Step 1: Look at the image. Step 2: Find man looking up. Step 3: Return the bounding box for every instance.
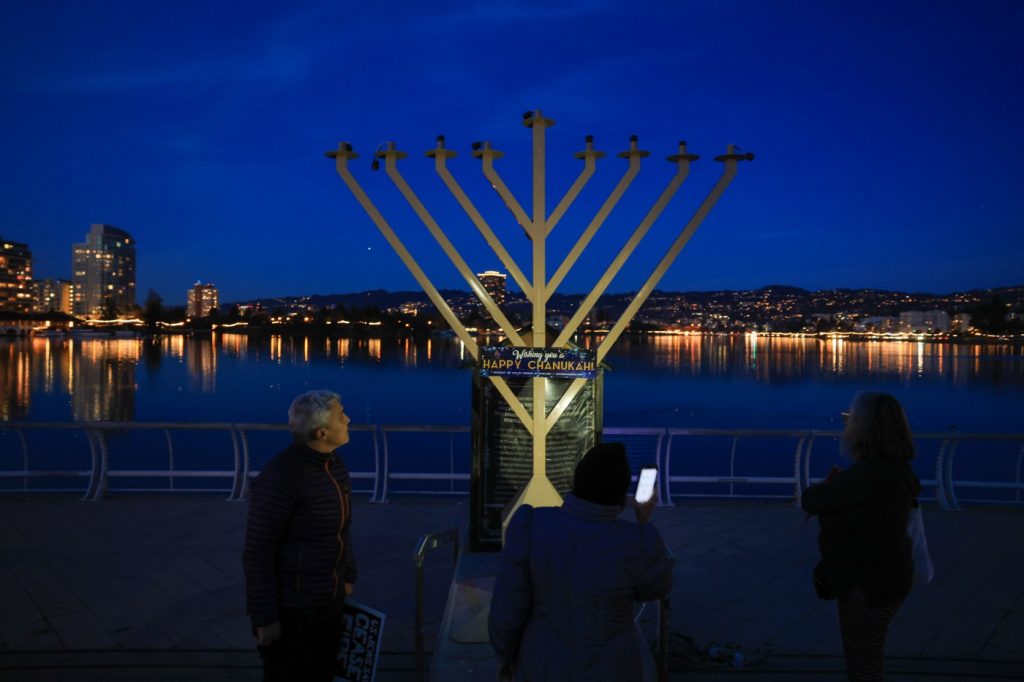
[243,390,357,682]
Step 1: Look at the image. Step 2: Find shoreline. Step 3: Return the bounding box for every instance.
[4,327,1023,346]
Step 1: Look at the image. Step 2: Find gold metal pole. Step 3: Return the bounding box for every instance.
[544,136,601,239]
[547,141,643,298]
[515,111,562,510]
[554,137,692,348]
[382,143,525,347]
[479,144,532,236]
[434,147,532,297]
[328,144,479,358]
[597,145,752,363]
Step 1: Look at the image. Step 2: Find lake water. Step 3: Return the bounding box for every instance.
[3,333,1023,434]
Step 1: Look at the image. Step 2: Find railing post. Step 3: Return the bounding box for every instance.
[792,434,807,506]
[370,424,382,503]
[1016,443,1024,504]
[82,427,108,502]
[935,438,952,511]
[944,437,962,511]
[164,428,175,492]
[16,428,28,492]
[380,427,391,503]
[663,431,676,507]
[728,436,738,498]
[655,428,669,506]
[228,427,247,502]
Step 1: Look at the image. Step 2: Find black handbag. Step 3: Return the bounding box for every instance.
[813,562,836,600]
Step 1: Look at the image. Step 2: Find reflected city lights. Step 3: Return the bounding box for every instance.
[165,334,185,360]
[187,337,217,393]
[1,334,1022,423]
[220,333,249,357]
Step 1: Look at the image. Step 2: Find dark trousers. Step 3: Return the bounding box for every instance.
[837,588,904,682]
[259,608,345,682]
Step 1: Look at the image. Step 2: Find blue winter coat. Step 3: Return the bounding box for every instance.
[489,494,673,682]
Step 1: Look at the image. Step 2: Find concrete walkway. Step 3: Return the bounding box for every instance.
[1,495,1022,680]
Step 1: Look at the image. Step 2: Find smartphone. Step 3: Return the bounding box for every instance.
[635,466,658,504]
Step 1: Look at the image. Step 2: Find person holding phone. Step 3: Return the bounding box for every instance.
[489,442,672,682]
[802,392,921,681]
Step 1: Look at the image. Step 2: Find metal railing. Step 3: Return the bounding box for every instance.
[1,422,1022,509]
[378,425,471,502]
[413,526,460,682]
[0,422,378,502]
[665,428,1024,510]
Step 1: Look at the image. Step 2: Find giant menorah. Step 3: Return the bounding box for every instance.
[328,111,752,531]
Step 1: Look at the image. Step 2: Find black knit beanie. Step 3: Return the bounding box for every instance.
[572,442,631,506]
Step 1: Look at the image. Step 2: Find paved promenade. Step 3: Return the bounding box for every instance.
[1,495,1022,680]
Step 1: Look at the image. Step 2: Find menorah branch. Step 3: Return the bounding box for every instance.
[545,141,600,239]
[544,377,588,434]
[329,145,479,359]
[547,148,642,299]
[487,375,534,436]
[433,151,532,296]
[383,149,525,346]
[480,152,533,243]
[554,145,693,348]
[597,153,746,363]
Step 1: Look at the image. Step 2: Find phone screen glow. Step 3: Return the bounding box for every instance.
[636,467,657,504]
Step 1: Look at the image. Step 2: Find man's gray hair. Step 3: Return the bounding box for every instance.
[288,390,342,443]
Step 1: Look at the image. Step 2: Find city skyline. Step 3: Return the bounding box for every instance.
[2,1,1022,305]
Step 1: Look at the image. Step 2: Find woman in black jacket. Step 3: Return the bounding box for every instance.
[802,392,921,681]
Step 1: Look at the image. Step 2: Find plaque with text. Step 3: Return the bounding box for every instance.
[470,370,603,550]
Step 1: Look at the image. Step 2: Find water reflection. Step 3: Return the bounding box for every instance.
[187,336,217,393]
[73,339,139,421]
[1,334,1022,422]
[610,334,1024,386]
[221,332,248,358]
[1,341,31,419]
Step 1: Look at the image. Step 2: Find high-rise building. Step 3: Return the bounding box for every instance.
[477,270,507,307]
[33,278,74,313]
[187,281,219,318]
[0,238,33,313]
[72,224,136,318]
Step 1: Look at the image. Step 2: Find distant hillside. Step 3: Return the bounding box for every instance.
[230,285,1024,316]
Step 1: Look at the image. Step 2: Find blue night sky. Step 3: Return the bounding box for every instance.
[1,1,1021,305]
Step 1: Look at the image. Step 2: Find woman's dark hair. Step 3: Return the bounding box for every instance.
[843,392,915,462]
[572,442,631,505]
